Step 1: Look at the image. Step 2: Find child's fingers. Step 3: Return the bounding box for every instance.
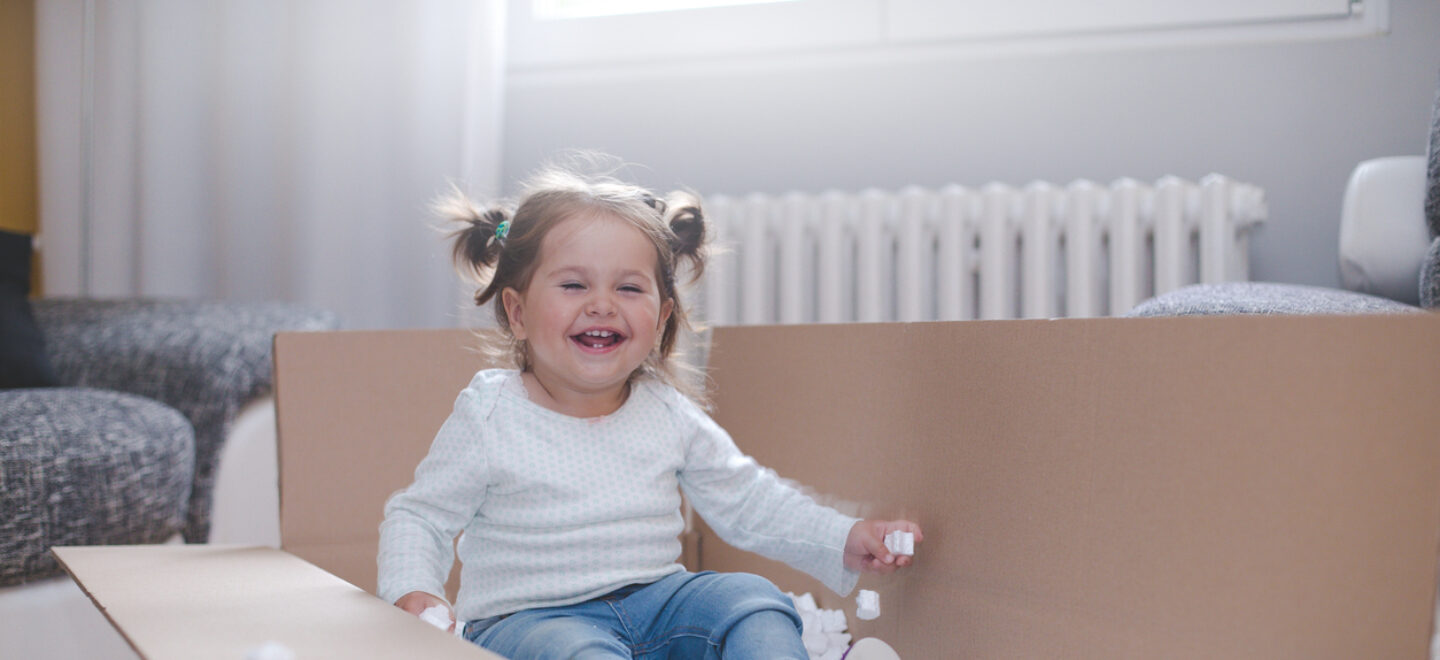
[867,556,899,574]
[864,525,896,565]
[851,519,925,573]
[395,591,448,617]
[879,520,922,551]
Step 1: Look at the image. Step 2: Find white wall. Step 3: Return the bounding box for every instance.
[500,0,1440,290]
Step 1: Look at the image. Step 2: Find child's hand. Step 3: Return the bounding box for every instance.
[394,591,455,633]
[844,519,923,574]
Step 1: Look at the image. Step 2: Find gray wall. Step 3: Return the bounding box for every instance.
[501,0,1440,290]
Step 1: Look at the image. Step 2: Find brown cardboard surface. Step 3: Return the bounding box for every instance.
[697,315,1440,658]
[272,328,501,596]
[52,545,498,659]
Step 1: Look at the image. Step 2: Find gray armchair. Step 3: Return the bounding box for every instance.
[0,298,338,587]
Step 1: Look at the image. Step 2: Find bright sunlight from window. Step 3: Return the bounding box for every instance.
[533,0,797,20]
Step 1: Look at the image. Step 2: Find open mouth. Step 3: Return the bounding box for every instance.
[571,329,626,351]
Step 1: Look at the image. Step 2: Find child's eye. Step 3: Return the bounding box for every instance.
[561,282,585,291]
[619,285,643,293]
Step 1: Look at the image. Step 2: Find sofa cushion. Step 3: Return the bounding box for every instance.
[32,299,340,542]
[0,231,58,389]
[0,388,194,586]
[1126,282,1423,317]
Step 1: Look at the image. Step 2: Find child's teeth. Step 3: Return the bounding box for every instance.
[577,329,619,348]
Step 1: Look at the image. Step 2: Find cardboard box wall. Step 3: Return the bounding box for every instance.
[272,315,1440,658]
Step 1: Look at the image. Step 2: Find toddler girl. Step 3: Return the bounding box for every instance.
[378,165,921,659]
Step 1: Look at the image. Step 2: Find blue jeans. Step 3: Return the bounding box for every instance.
[462,571,809,659]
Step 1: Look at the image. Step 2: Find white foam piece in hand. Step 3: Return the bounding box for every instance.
[855,589,881,620]
[420,604,453,630]
[884,531,914,556]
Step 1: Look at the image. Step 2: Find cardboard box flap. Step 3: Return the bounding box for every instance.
[697,315,1440,659]
[273,328,502,594]
[53,545,497,659]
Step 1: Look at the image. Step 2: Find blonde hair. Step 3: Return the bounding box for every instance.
[439,165,708,402]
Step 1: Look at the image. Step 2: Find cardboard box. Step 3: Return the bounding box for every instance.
[60,315,1440,658]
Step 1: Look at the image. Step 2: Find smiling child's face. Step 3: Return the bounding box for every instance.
[501,212,672,414]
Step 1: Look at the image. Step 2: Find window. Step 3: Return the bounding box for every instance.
[508,0,1385,72]
[508,0,879,69]
[533,0,796,20]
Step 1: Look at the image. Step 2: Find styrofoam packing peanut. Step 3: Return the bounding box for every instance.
[788,591,853,660]
[803,626,828,654]
[855,589,880,621]
[419,604,453,630]
[421,604,467,638]
[884,530,914,556]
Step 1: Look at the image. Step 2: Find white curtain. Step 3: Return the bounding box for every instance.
[38,0,505,329]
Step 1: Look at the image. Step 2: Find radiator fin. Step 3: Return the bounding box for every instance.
[701,176,1265,324]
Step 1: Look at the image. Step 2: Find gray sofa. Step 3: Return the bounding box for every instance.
[1129,73,1440,317]
[0,298,337,587]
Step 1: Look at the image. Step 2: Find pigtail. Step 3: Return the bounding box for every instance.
[663,191,707,284]
[436,187,510,302]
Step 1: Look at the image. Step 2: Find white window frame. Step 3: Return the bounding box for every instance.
[507,0,1388,74]
[888,0,1358,43]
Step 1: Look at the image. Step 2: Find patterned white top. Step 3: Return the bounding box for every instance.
[377,369,860,621]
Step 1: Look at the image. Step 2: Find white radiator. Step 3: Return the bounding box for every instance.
[699,175,1265,324]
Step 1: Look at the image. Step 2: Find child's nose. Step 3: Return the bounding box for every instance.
[586,293,616,316]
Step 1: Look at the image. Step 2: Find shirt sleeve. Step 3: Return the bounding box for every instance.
[674,394,860,596]
[377,384,490,605]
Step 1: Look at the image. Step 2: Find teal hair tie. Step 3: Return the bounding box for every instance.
[495,220,511,245]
